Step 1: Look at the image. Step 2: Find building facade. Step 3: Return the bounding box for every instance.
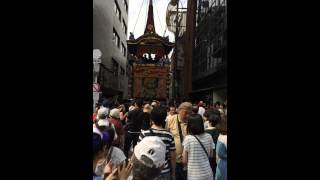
[190,0,227,105]
[93,0,129,99]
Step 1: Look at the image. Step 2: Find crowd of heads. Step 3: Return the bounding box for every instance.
[93,97,227,180]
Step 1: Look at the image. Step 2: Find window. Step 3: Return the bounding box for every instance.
[221,0,226,6]
[207,46,211,71]
[112,59,119,76]
[114,0,121,21]
[122,20,127,35]
[121,43,126,57]
[123,0,128,13]
[113,29,120,48]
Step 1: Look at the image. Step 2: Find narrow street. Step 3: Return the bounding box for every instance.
[93,1,227,180]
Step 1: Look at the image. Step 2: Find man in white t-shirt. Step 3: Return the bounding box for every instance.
[198,101,206,117]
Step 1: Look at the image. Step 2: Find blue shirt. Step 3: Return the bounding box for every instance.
[93,176,103,180]
[215,135,227,180]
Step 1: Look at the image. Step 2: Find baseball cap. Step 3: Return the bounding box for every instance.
[134,136,166,168]
[151,102,157,106]
[97,107,109,118]
[97,119,110,127]
[109,108,120,119]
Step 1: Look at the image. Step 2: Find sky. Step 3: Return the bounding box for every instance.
[127,0,188,43]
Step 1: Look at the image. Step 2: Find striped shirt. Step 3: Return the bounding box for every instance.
[138,128,176,174]
[183,133,214,180]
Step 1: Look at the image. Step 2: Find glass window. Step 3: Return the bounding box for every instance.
[112,59,119,77]
[113,29,120,48]
[123,0,128,13]
[122,20,127,35]
[114,0,121,21]
[121,43,125,56]
[120,43,127,57]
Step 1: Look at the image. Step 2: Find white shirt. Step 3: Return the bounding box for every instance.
[198,106,206,117]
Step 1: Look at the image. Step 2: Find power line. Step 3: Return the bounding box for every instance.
[145,0,149,29]
[163,26,167,37]
[133,0,146,34]
[153,0,164,35]
[180,0,185,9]
[179,0,185,8]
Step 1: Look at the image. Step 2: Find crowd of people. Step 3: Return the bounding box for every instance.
[128,53,170,65]
[93,98,227,180]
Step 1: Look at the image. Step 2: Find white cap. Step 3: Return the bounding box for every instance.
[95,120,118,141]
[109,108,120,119]
[97,119,110,127]
[134,136,166,168]
[97,107,109,118]
[151,102,157,106]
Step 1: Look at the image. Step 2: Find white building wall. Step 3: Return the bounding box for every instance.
[93,0,129,98]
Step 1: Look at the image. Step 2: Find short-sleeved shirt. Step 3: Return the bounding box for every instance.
[183,133,214,180]
[138,128,175,175]
[198,106,206,117]
[166,114,187,163]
